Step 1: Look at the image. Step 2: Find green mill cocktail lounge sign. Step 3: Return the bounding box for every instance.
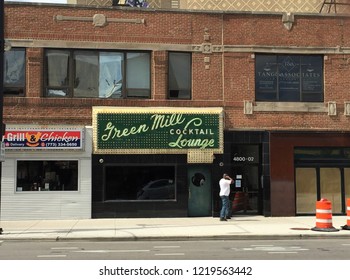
[92,107,224,163]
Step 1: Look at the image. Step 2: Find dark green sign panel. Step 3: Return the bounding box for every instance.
[94,108,223,154]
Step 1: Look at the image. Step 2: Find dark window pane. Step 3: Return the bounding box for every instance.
[168,52,191,99]
[301,55,323,102]
[46,50,69,87]
[16,160,78,192]
[74,51,99,98]
[294,147,350,161]
[99,52,123,98]
[278,55,300,101]
[4,48,25,95]
[255,55,278,101]
[105,165,175,201]
[44,49,151,99]
[126,52,150,98]
[255,54,323,102]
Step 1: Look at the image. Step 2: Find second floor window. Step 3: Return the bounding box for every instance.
[4,48,26,96]
[168,52,191,99]
[44,49,151,98]
[255,54,324,102]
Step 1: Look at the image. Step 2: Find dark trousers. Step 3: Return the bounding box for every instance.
[220,195,229,218]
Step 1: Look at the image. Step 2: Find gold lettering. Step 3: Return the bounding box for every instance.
[169,134,215,149]
[101,121,149,141]
[151,113,185,130]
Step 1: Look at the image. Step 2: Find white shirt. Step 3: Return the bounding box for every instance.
[219,178,232,196]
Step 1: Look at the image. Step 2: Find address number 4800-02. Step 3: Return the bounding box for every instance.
[233,157,255,162]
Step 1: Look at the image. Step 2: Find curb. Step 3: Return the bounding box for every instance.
[1,233,350,242]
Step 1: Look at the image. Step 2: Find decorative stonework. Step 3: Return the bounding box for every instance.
[191,44,223,53]
[244,101,253,115]
[203,27,210,41]
[54,14,145,26]
[328,101,337,116]
[202,43,212,54]
[73,0,350,13]
[185,0,325,13]
[93,14,107,27]
[344,102,350,116]
[282,12,294,31]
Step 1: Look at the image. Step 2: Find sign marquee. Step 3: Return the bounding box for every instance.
[93,107,224,154]
[4,127,84,150]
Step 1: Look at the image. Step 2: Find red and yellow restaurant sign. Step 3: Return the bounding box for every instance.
[4,128,84,150]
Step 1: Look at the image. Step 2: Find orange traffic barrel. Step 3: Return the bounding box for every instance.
[341,198,350,230]
[311,198,339,232]
[232,192,246,212]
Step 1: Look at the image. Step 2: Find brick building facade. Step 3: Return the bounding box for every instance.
[2,2,350,220]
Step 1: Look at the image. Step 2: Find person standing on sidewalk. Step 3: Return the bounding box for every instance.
[219,173,234,221]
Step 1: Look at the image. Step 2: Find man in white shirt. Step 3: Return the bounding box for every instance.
[219,173,234,221]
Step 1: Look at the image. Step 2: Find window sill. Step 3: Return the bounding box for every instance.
[253,102,326,113]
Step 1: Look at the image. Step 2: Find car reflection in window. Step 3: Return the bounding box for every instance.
[137,179,175,200]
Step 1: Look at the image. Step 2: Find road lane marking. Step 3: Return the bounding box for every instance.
[37,255,67,258]
[154,253,185,256]
[154,246,181,248]
[268,252,298,254]
[232,245,309,252]
[73,250,150,253]
[51,247,79,250]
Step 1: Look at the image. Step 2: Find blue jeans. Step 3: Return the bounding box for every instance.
[220,195,230,218]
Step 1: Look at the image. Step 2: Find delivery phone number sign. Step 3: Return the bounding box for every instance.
[4,128,84,150]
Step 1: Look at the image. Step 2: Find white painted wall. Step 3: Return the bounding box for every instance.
[1,126,92,221]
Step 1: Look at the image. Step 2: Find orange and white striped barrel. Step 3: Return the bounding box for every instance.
[311,198,339,232]
[341,198,350,230]
[232,192,245,212]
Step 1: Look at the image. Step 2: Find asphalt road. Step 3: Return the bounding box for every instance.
[0,239,349,260]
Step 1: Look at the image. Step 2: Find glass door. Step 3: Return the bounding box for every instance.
[231,144,262,215]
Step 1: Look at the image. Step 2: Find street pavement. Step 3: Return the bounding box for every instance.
[0,215,349,241]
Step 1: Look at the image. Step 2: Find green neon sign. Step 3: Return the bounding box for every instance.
[93,108,223,154]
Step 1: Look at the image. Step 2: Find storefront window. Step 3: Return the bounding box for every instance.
[16,160,78,192]
[105,165,176,201]
[295,167,317,214]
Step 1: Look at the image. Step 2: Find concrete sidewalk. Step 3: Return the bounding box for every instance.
[0,215,349,241]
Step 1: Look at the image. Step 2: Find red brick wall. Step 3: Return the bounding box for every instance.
[4,3,350,131]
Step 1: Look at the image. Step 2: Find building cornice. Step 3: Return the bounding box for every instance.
[7,39,350,55]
